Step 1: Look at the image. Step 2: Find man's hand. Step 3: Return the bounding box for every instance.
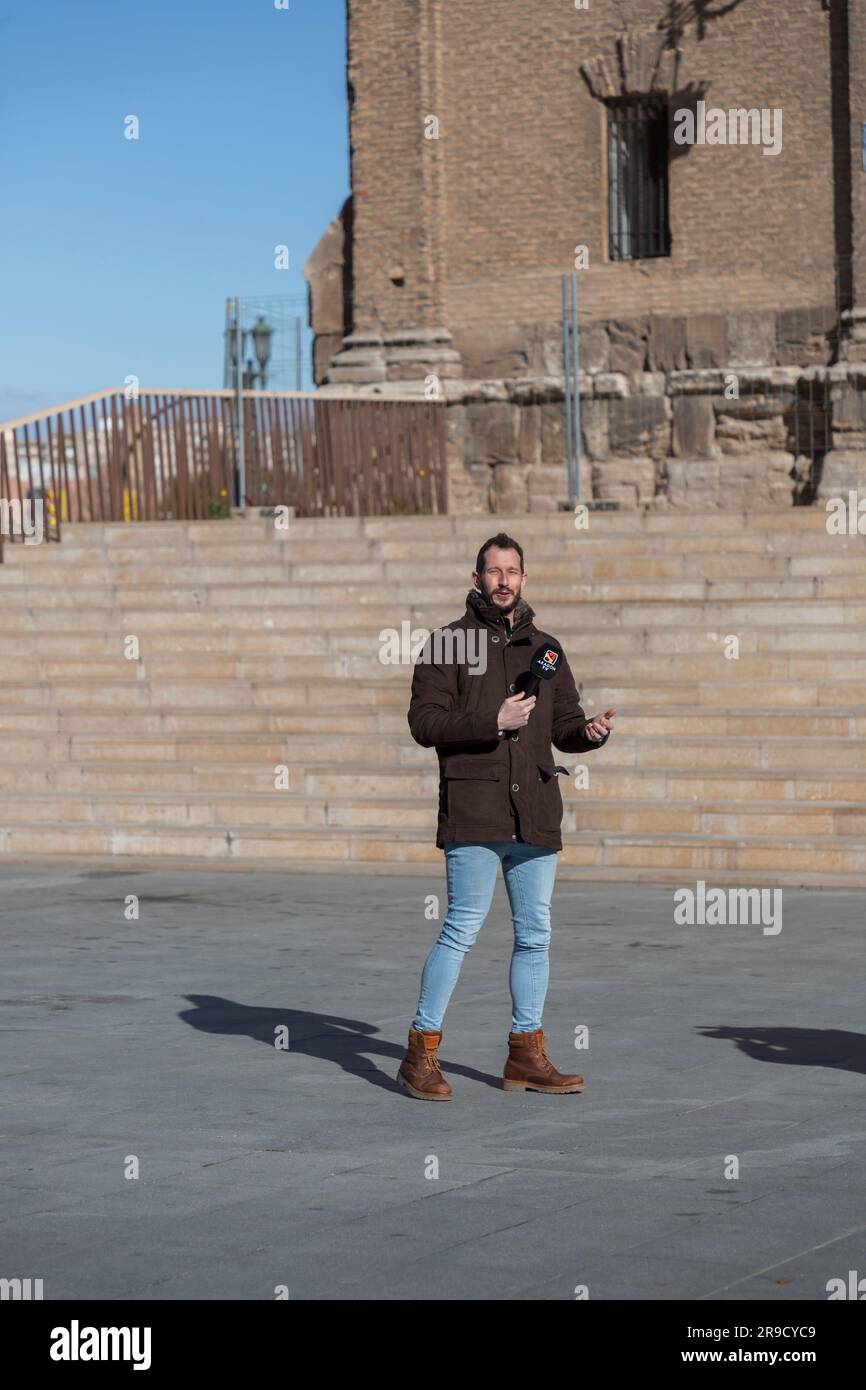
[497,693,537,730]
[584,707,616,742]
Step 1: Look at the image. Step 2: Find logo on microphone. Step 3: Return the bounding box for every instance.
[540,649,559,674]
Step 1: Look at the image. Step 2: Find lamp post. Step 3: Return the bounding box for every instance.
[234,299,246,506]
[224,305,275,508]
[251,316,273,390]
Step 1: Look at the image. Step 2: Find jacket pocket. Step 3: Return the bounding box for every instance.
[442,756,503,831]
[537,762,569,780]
[443,756,502,781]
[536,762,565,831]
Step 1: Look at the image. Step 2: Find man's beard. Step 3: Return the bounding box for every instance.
[483,581,519,614]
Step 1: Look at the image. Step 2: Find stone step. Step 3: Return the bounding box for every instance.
[3,599,865,633]
[0,790,862,839]
[0,759,864,802]
[373,534,865,559]
[0,729,863,771]
[4,550,865,582]
[0,705,861,740]
[344,511,863,536]
[6,576,866,604]
[5,531,863,566]
[0,508,861,881]
[5,650,866,683]
[0,562,296,587]
[4,620,866,660]
[1,820,864,884]
[43,510,850,544]
[3,543,289,566]
[383,554,866,581]
[1,680,864,719]
[0,674,862,708]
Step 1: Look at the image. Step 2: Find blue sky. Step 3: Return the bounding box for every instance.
[0,0,349,421]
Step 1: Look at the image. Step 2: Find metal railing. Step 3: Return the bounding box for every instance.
[0,388,447,554]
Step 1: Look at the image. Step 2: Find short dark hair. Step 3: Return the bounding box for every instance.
[475,532,525,576]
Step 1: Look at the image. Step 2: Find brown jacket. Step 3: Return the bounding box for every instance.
[407,589,610,851]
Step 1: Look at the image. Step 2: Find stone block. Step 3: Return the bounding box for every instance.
[609,396,669,458]
[666,451,797,507]
[831,381,866,434]
[672,396,718,458]
[591,456,656,507]
[528,463,569,511]
[665,458,721,508]
[582,324,610,373]
[715,410,788,455]
[649,316,687,372]
[538,326,605,376]
[716,388,792,420]
[581,399,609,460]
[594,372,630,397]
[685,315,728,369]
[456,325,530,380]
[608,319,648,376]
[519,405,541,466]
[445,402,467,460]
[464,401,520,465]
[727,312,776,367]
[776,305,836,366]
[670,369,728,394]
[491,462,529,512]
[638,372,667,397]
[540,402,567,463]
[723,451,796,505]
[817,449,866,498]
[449,458,493,513]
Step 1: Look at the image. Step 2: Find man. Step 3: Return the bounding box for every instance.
[397,532,616,1101]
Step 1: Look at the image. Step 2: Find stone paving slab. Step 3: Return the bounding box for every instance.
[1,865,864,1301]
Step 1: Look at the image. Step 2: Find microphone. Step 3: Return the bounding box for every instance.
[514,642,564,699]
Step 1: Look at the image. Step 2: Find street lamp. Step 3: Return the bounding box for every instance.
[250,316,273,389]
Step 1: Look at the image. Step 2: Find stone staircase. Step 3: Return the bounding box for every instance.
[0,509,864,885]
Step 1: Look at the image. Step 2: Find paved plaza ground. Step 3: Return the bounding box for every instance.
[1,864,864,1301]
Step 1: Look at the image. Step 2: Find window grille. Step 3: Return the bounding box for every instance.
[607,99,671,261]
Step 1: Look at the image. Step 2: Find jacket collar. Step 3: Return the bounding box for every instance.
[465,587,535,638]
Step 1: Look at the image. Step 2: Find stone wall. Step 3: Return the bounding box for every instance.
[322,358,866,512]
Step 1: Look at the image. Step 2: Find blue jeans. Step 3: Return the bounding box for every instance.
[413,841,558,1033]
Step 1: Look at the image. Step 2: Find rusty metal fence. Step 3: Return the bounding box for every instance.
[0,388,447,554]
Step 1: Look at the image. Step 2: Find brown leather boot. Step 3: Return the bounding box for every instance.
[397,1026,452,1100]
[503,1028,584,1094]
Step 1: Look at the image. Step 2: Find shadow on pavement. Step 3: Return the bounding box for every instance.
[179,993,504,1094]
